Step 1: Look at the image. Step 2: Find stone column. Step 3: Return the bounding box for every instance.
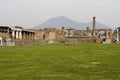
[19,31,22,39]
[7,28,9,34]
[93,17,96,30]
[31,33,32,40]
[12,30,15,37]
[32,33,35,40]
[0,37,2,45]
[16,31,18,39]
[28,32,30,40]
[116,29,119,43]
[31,33,33,40]
[29,33,31,40]
[27,33,28,40]
[12,30,15,39]
[93,17,96,36]
[27,32,29,40]
[23,32,25,39]
[62,27,65,36]
[33,33,36,40]
[26,32,27,39]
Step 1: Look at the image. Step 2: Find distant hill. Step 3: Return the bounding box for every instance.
[33,16,112,30]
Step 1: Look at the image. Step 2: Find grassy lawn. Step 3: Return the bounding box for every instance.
[0,44,120,80]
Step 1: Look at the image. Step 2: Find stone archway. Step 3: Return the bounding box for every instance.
[98,30,106,41]
[94,29,112,43]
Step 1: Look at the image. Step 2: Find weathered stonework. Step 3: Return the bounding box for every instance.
[0,26,35,46]
[0,17,115,45]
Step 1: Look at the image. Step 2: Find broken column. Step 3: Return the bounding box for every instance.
[62,27,65,36]
[93,17,96,36]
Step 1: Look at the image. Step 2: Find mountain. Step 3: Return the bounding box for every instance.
[33,16,112,30]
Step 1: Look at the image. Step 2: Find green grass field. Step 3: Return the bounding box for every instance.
[0,44,120,80]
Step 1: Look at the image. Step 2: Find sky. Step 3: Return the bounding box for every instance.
[0,0,119,28]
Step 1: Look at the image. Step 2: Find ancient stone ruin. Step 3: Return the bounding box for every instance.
[0,17,119,46]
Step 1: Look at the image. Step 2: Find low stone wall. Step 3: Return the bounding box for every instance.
[59,37,96,44]
[15,39,42,46]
